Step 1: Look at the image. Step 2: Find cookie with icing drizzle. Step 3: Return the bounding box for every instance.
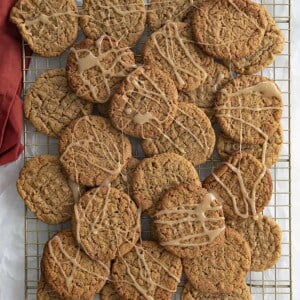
[10,0,78,57]
[148,0,204,32]
[154,184,225,258]
[143,22,214,92]
[42,230,110,300]
[178,62,231,123]
[37,274,61,300]
[16,155,82,224]
[66,36,136,103]
[192,0,268,60]
[203,152,272,220]
[181,281,251,300]
[183,227,251,293]
[215,75,283,145]
[227,215,282,271]
[217,125,283,168]
[111,241,182,300]
[59,115,132,187]
[142,103,215,166]
[109,65,178,139]
[132,153,201,216]
[110,157,140,197]
[24,69,93,138]
[100,282,120,300]
[225,12,285,75]
[80,0,146,47]
[73,186,141,261]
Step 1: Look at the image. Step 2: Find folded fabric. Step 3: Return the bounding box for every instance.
[0,0,25,166]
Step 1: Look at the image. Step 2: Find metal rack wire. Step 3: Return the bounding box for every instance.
[21,0,292,299]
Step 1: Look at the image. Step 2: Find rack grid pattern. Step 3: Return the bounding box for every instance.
[22,1,292,299]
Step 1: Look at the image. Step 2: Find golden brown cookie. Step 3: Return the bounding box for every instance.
[37,274,61,300]
[111,241,182,300]
[59,116,132,187]
[16,155,81,224]
[24,69,93,138]
[110,157,140,197]
[178,62,231,122]
[132,153,201,216]
[66,37,136,103]
[148,0,204,32]
[80,0,146,47]
[42,230,110,300]
[181,281,251,300]
[99,282,120,300]
[215,75,283,145]
[72,187,140,261]
[192,0,268,60]
[183,228,251,293]
[154,184,225,258]
[227,215,282,271]
[143,22,214,92]
[226,12,285,75]
[203,152,273,220]
[109,65,178,139]
[10,0,78,57]
[142,103,215,166]
[217,125,283,168]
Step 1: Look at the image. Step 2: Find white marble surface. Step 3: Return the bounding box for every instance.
[0,0,299,299]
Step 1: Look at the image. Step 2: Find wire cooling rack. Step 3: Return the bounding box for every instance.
[21,0,292,299]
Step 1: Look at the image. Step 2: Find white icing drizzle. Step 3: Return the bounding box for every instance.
[67,179,81,202]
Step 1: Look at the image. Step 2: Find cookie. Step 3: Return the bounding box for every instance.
[143,22,214,92]
[192,0,268,60]
[203,152,272,220]
[227,215,282,271]
[178,62,231,122]
[16,155,82,224]
[217,125,283,168]
[99,282,120,300]
[109,65,178,139]
[142,103,215,166]
[183,228,251,293]
[132,153,201,215]
[154,184,225,258]
[215,75,283,145]
[59,116,132,187]
[226,13,285,74]
[111,241,182,300]
[148,0,204,32]
[80,0,146,47]
[42,230,110,300]
[111,157,140,197]
[24,69,93,138]
[66,37,136,103]
[181,281,251,300]
[10,0,78,57]
[37,274,61,300]
[73,187,141,261]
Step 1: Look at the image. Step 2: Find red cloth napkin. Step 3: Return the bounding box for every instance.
[0,0,25,166]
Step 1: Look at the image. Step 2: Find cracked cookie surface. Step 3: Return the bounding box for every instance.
[109,65,178,139]
[16,155,81,224]
[59,116,132,187]
[132,153,201,216]
[66,37,136,103]
[24,69,93,138]
[80,0,146,47]
[142,103,215,166]
[192,0,268,60]
[10,0,78,57]
[143,22,214,92]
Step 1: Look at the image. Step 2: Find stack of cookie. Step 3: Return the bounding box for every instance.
[11,0,285,299]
